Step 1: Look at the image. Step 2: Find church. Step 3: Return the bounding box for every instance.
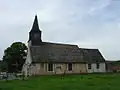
[22,15,106,76]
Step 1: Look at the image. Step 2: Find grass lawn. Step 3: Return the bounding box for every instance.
[0,73,120,90]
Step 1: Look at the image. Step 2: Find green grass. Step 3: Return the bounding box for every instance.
[0,73,120,90]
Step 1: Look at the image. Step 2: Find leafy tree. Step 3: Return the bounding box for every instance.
[0,61,8,72]
[3,42,27,73]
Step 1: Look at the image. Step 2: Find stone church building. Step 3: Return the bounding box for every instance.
[22,16,106,76]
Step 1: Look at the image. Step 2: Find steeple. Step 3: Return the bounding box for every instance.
[31,15,40,31]
[28,15,42,45]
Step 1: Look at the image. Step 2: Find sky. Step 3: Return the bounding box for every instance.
[0,0,120,60]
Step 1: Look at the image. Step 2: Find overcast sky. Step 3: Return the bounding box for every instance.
[0,0,120,60]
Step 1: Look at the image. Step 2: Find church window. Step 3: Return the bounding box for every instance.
[48,63,53,71]
[68,63,72,71]
[96,63,100,69]
[88,64,91,69]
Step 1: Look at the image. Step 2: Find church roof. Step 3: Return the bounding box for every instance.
[29,42,105,63]
[30,42,85,63]
[80,48,105,63]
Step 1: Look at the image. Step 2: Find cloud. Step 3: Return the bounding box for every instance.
[88,0,111,15]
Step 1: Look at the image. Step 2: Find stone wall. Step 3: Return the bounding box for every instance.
[28,63,87,76]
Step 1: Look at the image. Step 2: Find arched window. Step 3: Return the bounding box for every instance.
[96,63,100,69]
[68,63,72,71]
[88,64,91,69]
[48,63,53,71]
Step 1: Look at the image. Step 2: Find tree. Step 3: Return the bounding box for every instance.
[0,61,8,72]
[3,42,27,73]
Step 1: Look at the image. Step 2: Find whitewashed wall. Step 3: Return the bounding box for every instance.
[86,63,106,73]
[22,41,32,76]
[25,41,32,64]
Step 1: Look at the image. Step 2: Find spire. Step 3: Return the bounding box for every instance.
[31,15,40,31]
[28,15,42,43]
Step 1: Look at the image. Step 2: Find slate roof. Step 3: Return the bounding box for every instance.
[29,42,105,63]
[80,48,105,63]
[30,42,85,63]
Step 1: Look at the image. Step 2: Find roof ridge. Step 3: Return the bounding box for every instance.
[79,48,98,50]
[43,41,78,46]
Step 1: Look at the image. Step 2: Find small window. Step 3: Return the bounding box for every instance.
[68,63,72,71]
[96,63,100,69]
[88,64,91,69]
[48,63,53,71]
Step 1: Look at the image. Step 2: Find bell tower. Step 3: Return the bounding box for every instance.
[28,15,42,46]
